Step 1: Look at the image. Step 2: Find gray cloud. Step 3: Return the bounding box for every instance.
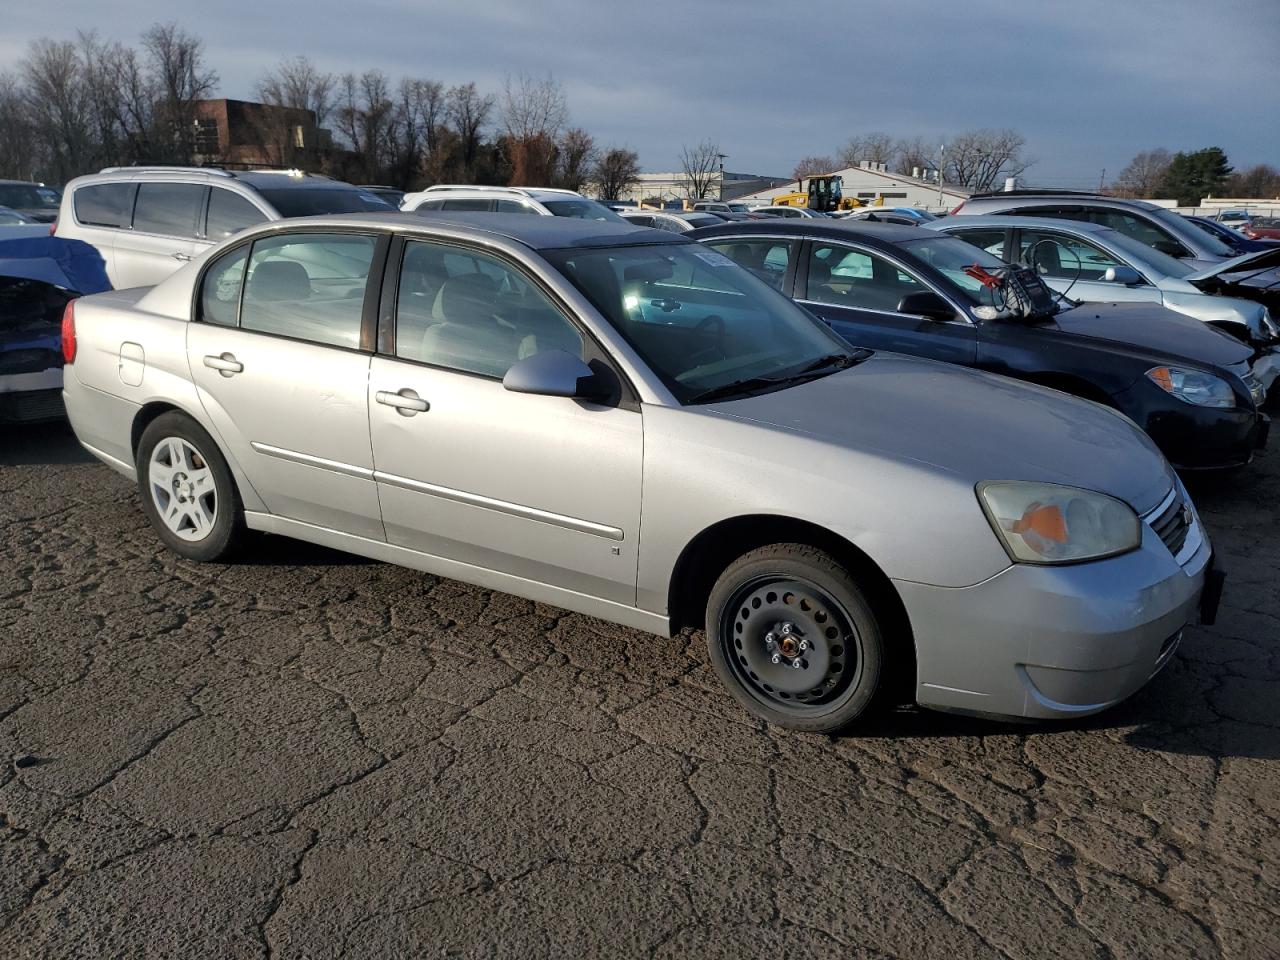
[3,0,1277,182]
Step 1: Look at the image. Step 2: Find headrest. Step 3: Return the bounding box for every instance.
[248,260,310,302]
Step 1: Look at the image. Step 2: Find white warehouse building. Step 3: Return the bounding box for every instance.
[735,161,972,212]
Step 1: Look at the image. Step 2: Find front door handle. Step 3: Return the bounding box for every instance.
[172,252,193,262]
[203,353,243,377]
[376,388,429,416]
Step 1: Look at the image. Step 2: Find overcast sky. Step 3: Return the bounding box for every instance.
[3,0,1277,184]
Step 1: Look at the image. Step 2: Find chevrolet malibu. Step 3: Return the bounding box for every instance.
[60,213,1219,731]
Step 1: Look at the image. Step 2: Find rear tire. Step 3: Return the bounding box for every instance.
[136,411,244,562]
[706,543,886,733]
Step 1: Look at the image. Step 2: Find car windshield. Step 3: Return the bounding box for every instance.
[1101,229,1194,278]
[541,199,625,222]
[544,242,856,403]
[0,184,60,211]
[254,187,395,218]
[1148,206,1233,257]
[899,235,1014,308]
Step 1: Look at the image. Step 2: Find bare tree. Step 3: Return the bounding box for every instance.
[792,155,836,180]
[336,70,394,180]
[894,136,935,176]
[679,139,722,199]
[83,33,158,166]
[0,72,37,179]
[838,132,895,169]
[554,127,596,192]
[21,38,96,183]
[500,72,567,187]
[1113,148,1173,198]
[141,22,217,164]
[1224,164,1280,199]
[592,146,640,201]
[944,129,1032,191]
[446,82,493,181]
[257,56,334,129]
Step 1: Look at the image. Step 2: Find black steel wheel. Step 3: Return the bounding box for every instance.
[706,544,886,732]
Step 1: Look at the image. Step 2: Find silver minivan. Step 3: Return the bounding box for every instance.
[55,167,395,288]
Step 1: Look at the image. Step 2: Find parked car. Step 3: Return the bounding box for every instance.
[840,207,938,225]
[689,218,1270,470]
[61,212,1216,730]
[55,167,397,288]
[691,201,757,221]
[927,215,1280,364]
[0,206,49,242]
[618,209,725,232]
[1,236,111,422]
[951,191,1238,266]
[1184,215,1278,254]
[401,185,624,222]
[1241,217,1280,241]
[754,205,829,219]
[0,180,62,224]
[1215,210,1254,229]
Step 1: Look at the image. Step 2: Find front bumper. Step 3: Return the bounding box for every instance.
[1116,380,1268,470]
[897,493,1211,720]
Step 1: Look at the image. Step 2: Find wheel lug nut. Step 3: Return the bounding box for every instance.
[771,654,781,664]
[765,632,775,644]
[792,659,803,670]
[799,639,808,651]
[780,623,793,636]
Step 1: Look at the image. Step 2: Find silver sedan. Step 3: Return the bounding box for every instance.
[60,212,1215,731]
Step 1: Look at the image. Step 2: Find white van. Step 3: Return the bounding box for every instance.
[56,167,395,288]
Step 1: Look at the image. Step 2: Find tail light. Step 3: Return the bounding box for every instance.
[949,201,966,215]
[48,218,58,236]
[61,300,76,364]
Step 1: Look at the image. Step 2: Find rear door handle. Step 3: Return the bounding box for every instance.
[376,389,429,415]
[203,353,243,376]
[172,252,193,262]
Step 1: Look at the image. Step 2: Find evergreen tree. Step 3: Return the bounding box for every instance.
[1158,147,1232,205]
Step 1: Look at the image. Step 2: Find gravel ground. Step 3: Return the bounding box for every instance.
[0,420,1277,959]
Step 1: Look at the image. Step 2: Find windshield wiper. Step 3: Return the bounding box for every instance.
[688,352,866,404]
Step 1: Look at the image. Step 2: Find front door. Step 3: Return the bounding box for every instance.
[367,239,643,604]
[1014,228,1160,305]
[797,240,978,364]
[187,231,384,540]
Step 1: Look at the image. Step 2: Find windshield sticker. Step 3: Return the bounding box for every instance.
[690,249,736,268]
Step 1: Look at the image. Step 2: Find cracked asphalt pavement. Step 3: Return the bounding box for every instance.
[1,421,1277,959]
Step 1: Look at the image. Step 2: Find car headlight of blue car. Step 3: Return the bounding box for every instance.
[978,481,1142,564]
[1145,365,1237,408]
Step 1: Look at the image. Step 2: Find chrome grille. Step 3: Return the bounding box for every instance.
[1147,487,1190,558]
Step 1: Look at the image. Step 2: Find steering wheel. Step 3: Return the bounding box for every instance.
[687,315,727,366]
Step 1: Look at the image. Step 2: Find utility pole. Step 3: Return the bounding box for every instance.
[1098,168,1106,192]
[937,143,945,208]
[716,153,728,200]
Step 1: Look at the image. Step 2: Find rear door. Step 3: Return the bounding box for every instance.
[66,181,137,287]
[115,182,206,288]
[796,240,977,363]
[187,230,387,539]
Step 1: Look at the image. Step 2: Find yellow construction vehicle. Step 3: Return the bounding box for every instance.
[773,174,859,212]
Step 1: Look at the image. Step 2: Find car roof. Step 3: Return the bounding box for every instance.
[687,218,936,245]
[964,193,1161,212]
[260,211,683,250]
[931,214,1115,234]
[233,172,365,191]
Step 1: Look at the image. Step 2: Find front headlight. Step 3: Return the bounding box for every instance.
[978,481,1142,564]
[1146,366,1236,408]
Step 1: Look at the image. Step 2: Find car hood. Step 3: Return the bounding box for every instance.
[1045,301,1252,368]
[707,353,1174,514]
[1184,247,1280,284]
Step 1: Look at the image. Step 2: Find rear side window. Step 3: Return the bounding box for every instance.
[948,228,1008,259]
[239,233,376,349]
[706,239,795,290]
[133,182,204,238]
[495,199,535,214]
[206,189,267,240]
[413,199,445,211]
[200,246,248,327]
[73,182,136,228]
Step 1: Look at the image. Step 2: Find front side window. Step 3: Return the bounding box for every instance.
[206,189,267,241]
[132,182,204,237]
[199,246,249,327]
[254,187,394,218]
[1018,230,1122,282]
[73,182,136,228]
[442,198,493,212]
[1088,210,1189,258]
[396,240,583,378]
[706,238,795,291]
[948,228,1007,259]
[899,236,1012,308]
[545,243,847,403]
[239,233,376,348]
[805,243,924,311]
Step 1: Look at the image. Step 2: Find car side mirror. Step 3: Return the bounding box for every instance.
[1103,265,1142,285]
[896,290,956,322]
[503,350,611,401]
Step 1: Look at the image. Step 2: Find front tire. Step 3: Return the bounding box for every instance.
[706,544,886,733]
[136,411,244,562]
